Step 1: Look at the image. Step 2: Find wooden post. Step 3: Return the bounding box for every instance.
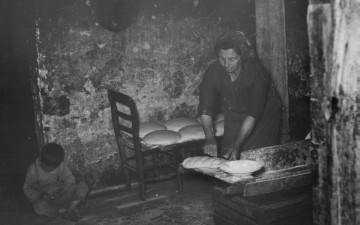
[308,1,360,224]
[330,1,359,223]
[307,4,332,225]
[255,0,290,143]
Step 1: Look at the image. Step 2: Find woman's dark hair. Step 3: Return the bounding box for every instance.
[213,31,256,63]
[213,40,242,58]
[41,143,65,167]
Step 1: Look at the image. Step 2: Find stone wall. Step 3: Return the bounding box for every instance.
[36,0,255,188]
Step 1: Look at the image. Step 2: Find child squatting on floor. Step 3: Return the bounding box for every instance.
[23,142,89,221]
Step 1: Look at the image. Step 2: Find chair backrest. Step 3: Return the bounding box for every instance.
[108,89,141,152]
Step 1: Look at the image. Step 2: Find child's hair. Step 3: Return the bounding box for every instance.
[40,142,65,167]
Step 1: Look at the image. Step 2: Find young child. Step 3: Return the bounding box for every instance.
[23,142,89,221]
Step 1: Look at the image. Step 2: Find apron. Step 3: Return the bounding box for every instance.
[221,85,283,155]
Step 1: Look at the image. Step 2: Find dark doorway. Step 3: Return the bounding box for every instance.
[0,0,39,200]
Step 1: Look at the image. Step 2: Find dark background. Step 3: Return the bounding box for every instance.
[0,0,38,199]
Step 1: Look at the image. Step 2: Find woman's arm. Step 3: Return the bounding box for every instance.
[224,115,255,160]
[199,63,221,157]
[200,114,218,157]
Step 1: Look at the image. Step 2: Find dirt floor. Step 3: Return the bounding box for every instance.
[0,173,217,225]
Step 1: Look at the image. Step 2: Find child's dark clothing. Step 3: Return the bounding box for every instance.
[23,158,88,217]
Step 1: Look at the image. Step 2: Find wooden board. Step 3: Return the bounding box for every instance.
[255,0,289,143]
[223,165,311,196]
[243,171,312,197]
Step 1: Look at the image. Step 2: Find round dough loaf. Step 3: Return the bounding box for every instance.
[164,117,200,132]
[143,130,181,146]
[178,124,205,142]
[182,156,225,169]
[214,120,224,136]
[139,121,167,138]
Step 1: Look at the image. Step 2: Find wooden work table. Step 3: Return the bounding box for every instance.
[179,139,312,192]
[179,140,313,225]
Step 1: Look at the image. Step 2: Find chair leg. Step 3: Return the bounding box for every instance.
[136,158,146,200]
[174,150,184,195]
[117,143,132,191]
[153,152,160,177]
[124,166,132,191]
[135,154,146,200]
[139,179,146,200]
[177,165,184,195]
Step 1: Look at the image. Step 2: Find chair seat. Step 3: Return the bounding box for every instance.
[120,130,213,151]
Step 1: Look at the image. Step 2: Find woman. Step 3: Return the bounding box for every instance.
[199,31,283,160]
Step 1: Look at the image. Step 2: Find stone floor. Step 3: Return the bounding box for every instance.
[0,173,217,225]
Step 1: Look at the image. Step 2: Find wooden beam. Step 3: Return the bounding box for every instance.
[307,4,332,225]
[255,0,290,143]
[330,0,360,224]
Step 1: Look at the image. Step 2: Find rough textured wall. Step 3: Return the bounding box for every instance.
[36,0,255,188]
[308,1,360,224]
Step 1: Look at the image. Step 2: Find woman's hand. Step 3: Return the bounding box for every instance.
[223,144,240,160]
[223,116,255,160]
[204,137,218,157]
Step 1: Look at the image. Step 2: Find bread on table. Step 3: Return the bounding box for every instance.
[142,130,181,146]
[139,121,167,138]
[182,156,225,169]
[164,117,200,132]
[219,160,263,174]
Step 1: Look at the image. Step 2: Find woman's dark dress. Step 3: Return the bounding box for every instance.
[199,59,282,155]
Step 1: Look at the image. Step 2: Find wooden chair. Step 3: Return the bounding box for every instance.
[108,89,183,200]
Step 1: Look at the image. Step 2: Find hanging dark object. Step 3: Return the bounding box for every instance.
[96,0,140,32]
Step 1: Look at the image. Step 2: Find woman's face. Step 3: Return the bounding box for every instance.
[218,48,242,73]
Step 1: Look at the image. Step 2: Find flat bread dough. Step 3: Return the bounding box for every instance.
[182,156,225,169]
[178,124,205,142]
[139,121,167,138]
[219,160,263,174]
[214,120,224,136]
[143,130,181,146]
[164,117,200,132]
